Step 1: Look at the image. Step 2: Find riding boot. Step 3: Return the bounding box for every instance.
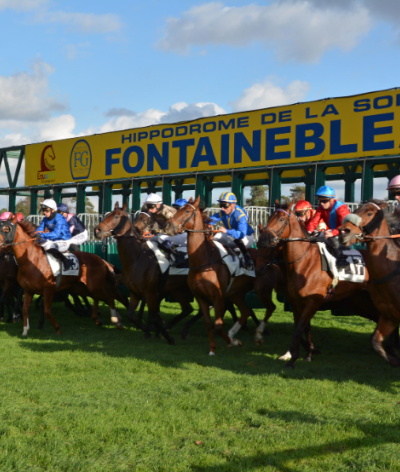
[46,248,74,271]
[328,237,348,267]
[234,239,253,270]
[158,240,178,262]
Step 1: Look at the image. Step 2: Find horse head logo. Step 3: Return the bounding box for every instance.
[40,145,56,172]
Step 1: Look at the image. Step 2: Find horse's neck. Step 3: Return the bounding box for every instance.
[12,227,42,267]
[367,220,400,271]
[187,210,212,264]
[282,216,313,271]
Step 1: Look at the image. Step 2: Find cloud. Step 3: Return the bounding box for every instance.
[230,78,311,112]
[0,58,66,122]
[157,1,372,62]
[34,10,122,34]
[98,102,226,133]
[38,114,76,141]
[66,42,90,60]
[104,107,137,118]
[0,0,48,11]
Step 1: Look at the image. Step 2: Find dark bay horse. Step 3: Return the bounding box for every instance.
[94,202,196,345]
[164,196,278,354]
[0,250,22,322]
[259,202,377,367]
[339,200,400,366]
[0,217,127,336]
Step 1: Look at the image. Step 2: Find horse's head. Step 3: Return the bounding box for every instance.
[339,200,387,246]
[133,210,153,233]
[94,202,131,240]
[164,196,199,236]
[0,214,18,248]
[258,201,293,249]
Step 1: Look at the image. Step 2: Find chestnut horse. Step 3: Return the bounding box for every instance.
[0,217,127,336]
[339,200,400,366]
[94,202,198,345]
[164,196,278,355]
[259,202,376,367]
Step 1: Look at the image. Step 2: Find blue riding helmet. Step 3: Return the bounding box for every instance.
[217,192,237,203]
[57,203,69,213]
[173,198,188,208]
[315,186,335,198]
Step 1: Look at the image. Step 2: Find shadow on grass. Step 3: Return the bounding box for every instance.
[191,409,400,471]
[2,299,399,394]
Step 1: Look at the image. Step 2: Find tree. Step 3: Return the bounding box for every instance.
[62,197,96,214]
[246,186,269,206]
[289,184,306,202]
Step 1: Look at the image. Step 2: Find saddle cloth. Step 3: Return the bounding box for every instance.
[45,252,80,277]
[146,240,255,278]
[316,242,365,284]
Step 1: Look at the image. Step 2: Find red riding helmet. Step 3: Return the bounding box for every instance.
[0,211,13,221]
[293,200,312,212]
[15,212,24,222]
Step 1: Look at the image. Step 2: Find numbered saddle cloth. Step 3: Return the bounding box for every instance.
[213,241,256,278]
[46,252,80,277]
[316,242,365,284]
[146,240,189,275]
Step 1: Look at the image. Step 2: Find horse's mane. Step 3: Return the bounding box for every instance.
[18,220,38,237]
[273,202,310,239]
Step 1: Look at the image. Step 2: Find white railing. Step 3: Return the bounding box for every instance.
[26,214,44,226]
[77,213,103,241]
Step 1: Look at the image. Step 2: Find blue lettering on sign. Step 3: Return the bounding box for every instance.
[261,113,276,125]
[321,104,339,117]
[221,134,230,165]
[147,143,169,171]
[121,134,132,144]
[218,119,235,131]
[190,124,201,134]
[373,95,393,109]
[295,123,325,157]
[191,137,217,167]
[172,139,195,168]
[176,126,188,137]
[363,113,394,151]
[150,130,160,140]
[306,107,318,119]
[354,99,370,112]
[266,127,291,160]
[330,120,357,154]
[105,148,121,175]
[138,131,148,141]
[123,146,145,174]
[237,117,249,128]
[279,110,292,122]
[203,121,216,132]
[70,139,92,181]
[162,128,173,138]
[74,150,88,167]
[234,131,261,164]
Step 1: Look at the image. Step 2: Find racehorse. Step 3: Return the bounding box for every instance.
[164,196,278,354]
[133,209,258,337]
[339,200,400,366]
[0,250,22,322]
[0,216,127,336]
[259,201,377,367]
[94,202,197,345]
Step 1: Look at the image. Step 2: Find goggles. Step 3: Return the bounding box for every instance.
[146,203,157,209]
[318,198,330,204]
[219,202,230,209]
[391,190,400,196]
[294,211,307,217]
[42,207,52,212]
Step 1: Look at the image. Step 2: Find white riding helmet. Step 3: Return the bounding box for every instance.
[145,193,162,204]
[40,199,57,211]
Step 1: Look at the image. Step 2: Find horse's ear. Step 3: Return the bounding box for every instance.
[275,199,280,208]
[194,196,201,207]
[122,202,128,212]
[258,223,264,232]
[114,202,119,210]
[188,197,194,203]
[378,201,388,210]
[11,214,17,224]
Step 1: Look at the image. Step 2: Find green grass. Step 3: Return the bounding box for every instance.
[0,297,399,471]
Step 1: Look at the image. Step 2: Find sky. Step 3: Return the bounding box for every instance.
[0,0,399,208]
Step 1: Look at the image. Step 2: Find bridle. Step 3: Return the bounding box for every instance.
[0,221,36,266]
[343,203,386,243]
[171,203,198,232]
[101,214,130,237]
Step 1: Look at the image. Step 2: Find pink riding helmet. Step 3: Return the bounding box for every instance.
[15,212,24,222]
[0,211,13,221]
[387,175,400,190]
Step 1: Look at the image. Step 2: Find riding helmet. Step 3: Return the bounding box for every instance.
[217,192,237,203]
[315,186,335,198]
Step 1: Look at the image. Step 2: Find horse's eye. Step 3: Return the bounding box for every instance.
[185,211,189,214]
[280,218,284,221]
[367,212,372,216]
[114,215,119,219]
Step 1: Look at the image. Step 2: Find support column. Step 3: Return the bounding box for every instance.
[231,173,244,207]
[99,183,113,214]
[204,178,213,208]
[8,190,16,214]
[44,188,52,199]
[131,181,141,211]
[268,168,281,205]
[162,178,172,206]
[76,185,86,214]
[121,182,131,211]
[344,180,355,202]
[361,160,374,202]
[30,189,38,215]
[174,179,184,200]
[195,175,207,206]
[53,188,62,204]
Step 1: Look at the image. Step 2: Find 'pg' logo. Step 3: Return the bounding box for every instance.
[70,139,92,181]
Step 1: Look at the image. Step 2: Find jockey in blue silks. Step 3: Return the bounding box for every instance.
[35,199,74,270]
[172,198,188,210]
[209,192,255,270]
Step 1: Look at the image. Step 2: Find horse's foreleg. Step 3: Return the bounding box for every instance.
[127,293,143,329]
[371,317,400,366]
[13,288,23,322]
[146,296,175,345]
[181,308,203,340]
[43,289,60,334]
[22,291,33,336]
[197,298,217,355]
[255,289,276,342]
[213,298,232,348]
[227,293,254,346]
[165,300,193,330]
[91,298,102,326]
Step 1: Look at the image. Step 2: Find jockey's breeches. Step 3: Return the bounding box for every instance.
[213,232,254,248]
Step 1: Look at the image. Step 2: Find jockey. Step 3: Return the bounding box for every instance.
[172,198,188,210]
[306,186,350,266]
[35,199,74,270]
[0,212,24,222]
[293,200,314,227]
[209,192,254,270]
[388,175,400,206]
[144,193,187,259]
[56,203,88,248]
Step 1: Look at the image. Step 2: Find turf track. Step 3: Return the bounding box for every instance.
[0,296,399,471]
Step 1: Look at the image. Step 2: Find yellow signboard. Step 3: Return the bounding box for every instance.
[25,88,400,186]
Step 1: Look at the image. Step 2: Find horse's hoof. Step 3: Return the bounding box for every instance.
[209,351,216,356]
[278,351,292,361]
[13,316,21,324]
[96,319,103,326]
[56,330,61,335]
[116,322,124,330]
[255,339,264,346]
[233,339,242,347]
[0,317,3,322]
[304,356,312,362]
